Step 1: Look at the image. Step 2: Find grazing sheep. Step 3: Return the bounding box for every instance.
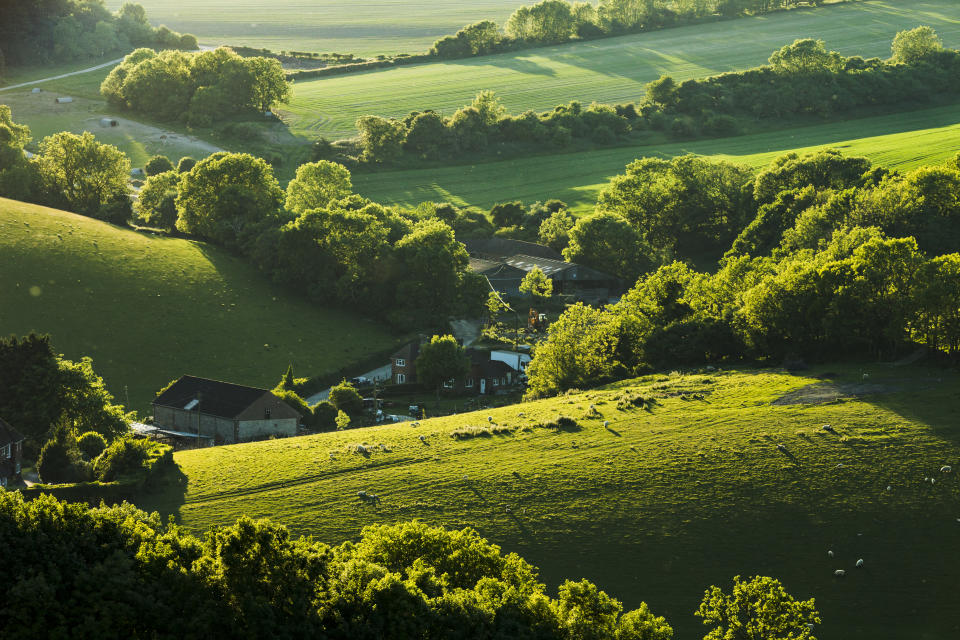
[856,559,864,568]
[418,434,426,442]
[357,491,367,498]
[836,463,845,469]
[603,421,610,428]
[941,465,952,473]
[355,444,368,454]
[488,416,494,422]
[930,477,936,485]
[886,485,892,491]
[379,443,389,451]
[821,424,836,433]
[776,444,787,452]
[517,412,525,417]
[411,421,419,427]
[828,550,834,558]
[834,569,846,577]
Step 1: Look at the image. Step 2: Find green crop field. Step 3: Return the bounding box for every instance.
[0,198,399,413]
[282,0,960,140]
[353,103,960,213]
[140,366,960,639]
[103,0,524,56]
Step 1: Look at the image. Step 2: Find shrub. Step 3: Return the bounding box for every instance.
[93,437,152,481]
[37,427,89,484]
[539,416,580,431]
[328,380,364,416]
[177,156,197,173]
[312,401,337,431]
[77,431,107,460]
[592,124,616,144]
[450,425,513,439]
[144,155,174,176]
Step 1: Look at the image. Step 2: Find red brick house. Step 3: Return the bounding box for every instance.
[391,341,422,385]
[0,417,24,489]
[392,343,515,394]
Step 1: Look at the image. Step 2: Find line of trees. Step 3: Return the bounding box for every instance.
[431,0,832,61]
[333,29,958,168]
[524,149,960,397]
[340,91,636,165]
[0,492,823,639]
[0,1,196,71]
[100,46,290,125]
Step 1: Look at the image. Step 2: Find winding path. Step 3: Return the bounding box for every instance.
[0,58,125,93]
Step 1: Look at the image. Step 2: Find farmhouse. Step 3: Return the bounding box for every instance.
[463,239,621,300]
[0,417,24,488]
[390,343,516,394]
[153,375,300,445]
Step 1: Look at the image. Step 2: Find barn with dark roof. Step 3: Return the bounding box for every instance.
[152,376,300,445]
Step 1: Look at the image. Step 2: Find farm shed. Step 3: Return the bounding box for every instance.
[153,375,301,446]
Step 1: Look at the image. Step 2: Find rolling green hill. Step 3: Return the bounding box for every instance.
[0,198,398,412]
[282,0,960,140]
[353,103,960,213]
[141,365,960,639]
[103,0,525,56]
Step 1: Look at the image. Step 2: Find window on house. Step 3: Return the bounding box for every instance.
[264,408,271,419]
[443,378,455,388]
[492,378,499,386]
[1,444,9,459]
[397,373,406,384]
[465,377,474,388]
[396,358,405,367]
[501,377,507,386]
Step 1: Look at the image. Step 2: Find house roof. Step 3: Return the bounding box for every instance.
[0,417,24,446]
[463,238,562,261]
[153,375,276,419]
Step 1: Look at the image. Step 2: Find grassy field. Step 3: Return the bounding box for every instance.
[0,198,399,413]
[354,103,960,213]
[282,0,960,140]
[103,0,524,56]
[139,365,960,639]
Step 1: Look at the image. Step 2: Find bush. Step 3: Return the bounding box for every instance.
[177,156,197,173]
[450,424,513,439]
[312,401,337,431]
[77,431,107,460]
[328,380,363,416]
[592,125,616,144]
[540,416,580,432]
[144,155,174,176]
[93,437,152,481]
[704,114,739,136]
[37,427,89,484]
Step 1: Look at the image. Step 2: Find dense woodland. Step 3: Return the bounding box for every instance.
[335,29,959,168]
[523,148,960,397]
[0,1,196,71]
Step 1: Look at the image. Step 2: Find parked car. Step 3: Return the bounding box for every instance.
[351,376,372,387]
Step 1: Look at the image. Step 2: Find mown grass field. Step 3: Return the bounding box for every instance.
[0,198,398,412]
[140,365,960,639]
[104,0,524,56]
[282,0,960,139]
[354,103,960,213]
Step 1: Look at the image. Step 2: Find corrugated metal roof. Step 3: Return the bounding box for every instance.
[502,254,574,276]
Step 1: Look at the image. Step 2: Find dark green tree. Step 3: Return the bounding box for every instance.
[415,335,470,400]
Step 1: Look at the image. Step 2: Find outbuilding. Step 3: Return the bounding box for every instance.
[152,375,301,446]
[0,417,25,488]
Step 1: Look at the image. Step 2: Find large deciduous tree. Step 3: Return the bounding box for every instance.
[696,575,820,640]
[891,26,944,64]
[175,152,284,245]
[285,160,353,214]
[35,131,131,221]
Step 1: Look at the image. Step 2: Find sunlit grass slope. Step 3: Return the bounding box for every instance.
[283,0,960,139]
[104,0,525,56]
[144,366,960,640]
[354,104,960,213]
[0,198,397,412]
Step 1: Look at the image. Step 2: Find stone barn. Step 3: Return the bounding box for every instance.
[153,375,301,445]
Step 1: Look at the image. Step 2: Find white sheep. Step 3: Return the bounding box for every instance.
[357,490,366,497]
[355,444,368,454]
[930,477,936,485]
[418,434,426,442]
[941,465,952,473]
[828,550,834,558]
[856,559,864,568]
[604,421,610,428]
[886,485,892,491]
[834,569,846,577]
[836,463,845,469]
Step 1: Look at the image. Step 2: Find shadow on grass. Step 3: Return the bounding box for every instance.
[137,461,189,525]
